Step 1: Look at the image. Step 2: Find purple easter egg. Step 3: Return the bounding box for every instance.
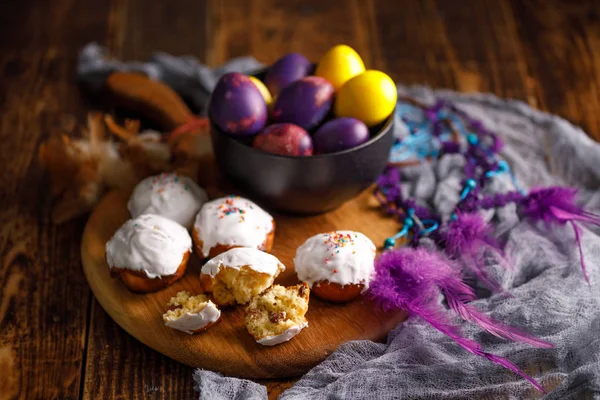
[264,53,312,97]
[252,123,313,157]
[271,76,334,131]
[209,72,267,136]
[313,117,370,154]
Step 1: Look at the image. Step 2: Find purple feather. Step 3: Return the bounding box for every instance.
[441,213,510,293]
[369,248,549,392]
[521,187,600,283]
[416,305,546,393]
[443,287,553,348]
[443,213,498,256]
[521,187,599,226]
[571,222,588,283]
[482,353,545,393]
[369,248,449,312]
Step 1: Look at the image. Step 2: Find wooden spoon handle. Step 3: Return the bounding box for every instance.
[104,72,195,131]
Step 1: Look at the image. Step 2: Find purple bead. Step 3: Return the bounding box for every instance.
[313,117,370,154]
[442,141,460,153]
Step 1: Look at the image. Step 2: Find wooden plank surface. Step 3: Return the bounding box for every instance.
[1,0,600,399]
[510,0,600,141]
[0,0,111,399]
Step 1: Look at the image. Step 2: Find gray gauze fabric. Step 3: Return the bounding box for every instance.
[78,44,600,400]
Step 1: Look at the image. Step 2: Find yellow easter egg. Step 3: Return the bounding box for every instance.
[334,70,397,127]
[249,76,273,106]
[315,45,366,91]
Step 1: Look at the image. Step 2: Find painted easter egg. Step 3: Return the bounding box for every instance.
[264,53,312,97]
[252,123,313,156]
[313,117,370,154]
[334,70,397,126]
[209,72,267,137]
[315,45,366,91]
[271,76,334,131]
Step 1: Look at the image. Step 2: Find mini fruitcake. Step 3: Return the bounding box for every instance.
[245,283,310,346]
[294,230,376,303]
[106,214,192,293]
[192,195,275,259]
[200,247,285,306]
[162,291,221,334]
[128,172,208,229]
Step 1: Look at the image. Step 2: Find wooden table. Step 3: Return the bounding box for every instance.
[1,0,599,398]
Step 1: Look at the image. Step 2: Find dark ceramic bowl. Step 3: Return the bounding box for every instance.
[210,70,395,214]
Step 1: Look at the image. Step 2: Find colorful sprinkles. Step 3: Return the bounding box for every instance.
[215,196,258,224]
[322,232,356,264]
[150,173,190,194]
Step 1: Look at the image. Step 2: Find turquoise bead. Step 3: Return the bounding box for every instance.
[467,134,479,145]
[466,178,477,189]
[384,238,396,249]
[497,160,509,172]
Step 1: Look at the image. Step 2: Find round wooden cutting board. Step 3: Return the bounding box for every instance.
[81,186,407,379]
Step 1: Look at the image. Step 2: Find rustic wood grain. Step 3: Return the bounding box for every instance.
[510,0,600,141]
[367,0,533,99]
[0,0,111,399]
[1,0,600,398]
[206,0,376,67]
[82,302,197,400]
[120,0,209,62]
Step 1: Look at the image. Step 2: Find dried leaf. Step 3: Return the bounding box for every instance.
[40,113,211,224]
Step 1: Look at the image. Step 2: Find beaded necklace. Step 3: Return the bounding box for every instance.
[368,97,600,392]
[376,98,597,282]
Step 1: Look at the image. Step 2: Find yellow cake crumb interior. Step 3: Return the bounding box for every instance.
[164,291,211,320]
[245,283,309,340]
[211,265,280,306]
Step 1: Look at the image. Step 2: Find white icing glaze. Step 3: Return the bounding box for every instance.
[201,247,284,278]
[128,173,208,229]
[193,196,273,257]
[163,302,221,334]
[294,230,376,290]
[256,322,308,346]
[106,214,192,279]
